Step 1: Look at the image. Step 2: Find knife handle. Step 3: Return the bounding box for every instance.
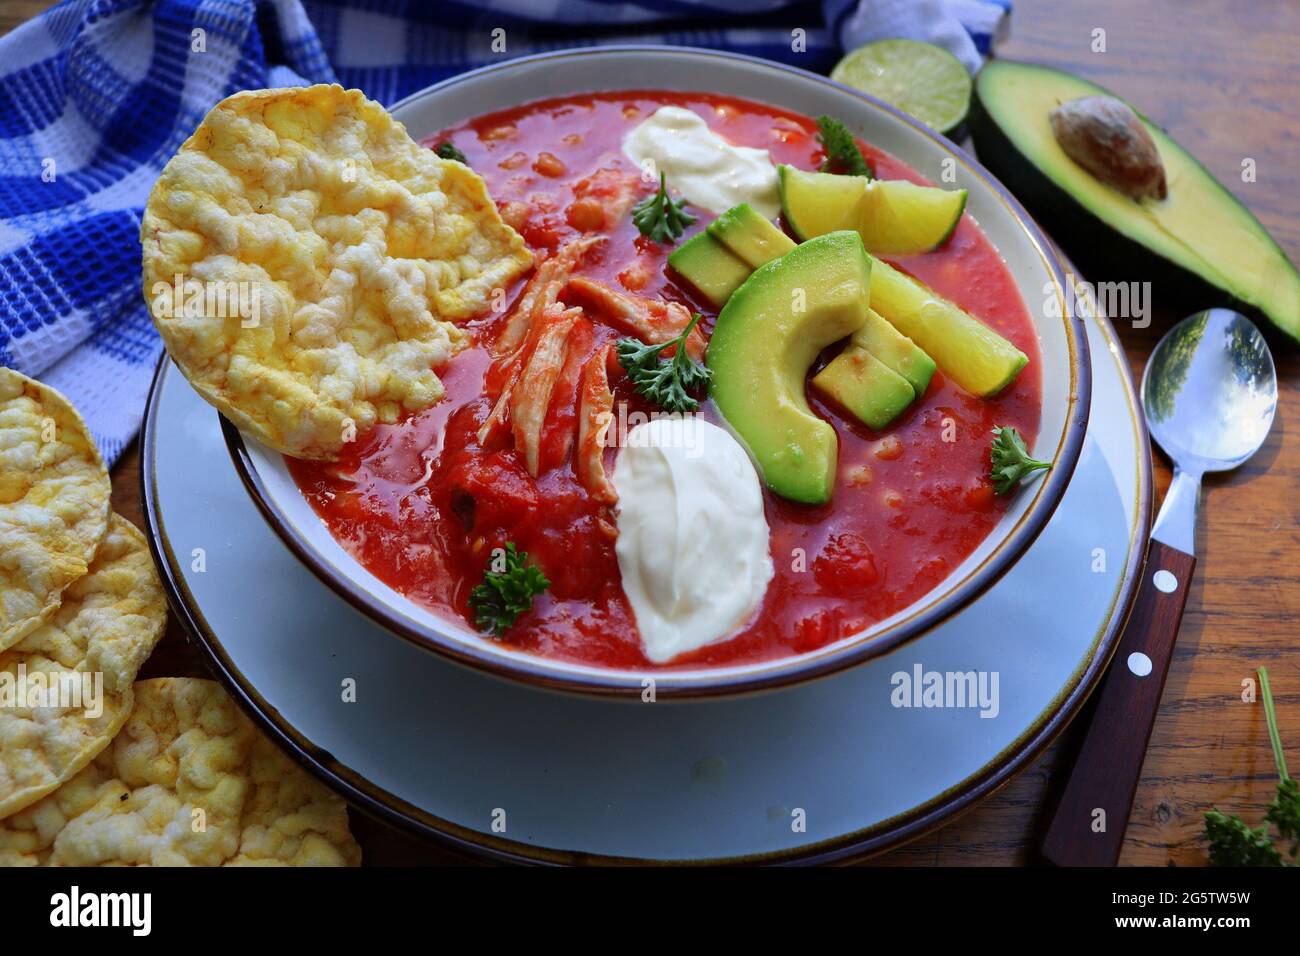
[1039,539,1196,867]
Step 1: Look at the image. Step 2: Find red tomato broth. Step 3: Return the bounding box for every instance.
[288,91,1042,670]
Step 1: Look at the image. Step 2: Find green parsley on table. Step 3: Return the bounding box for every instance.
[1204,667,1298,866]
[468,542,549,637]
[434,141,469,165]
[988,425,1052,495]
[815,115,874,178]
[615,311,711,414]
[631,172,695,243]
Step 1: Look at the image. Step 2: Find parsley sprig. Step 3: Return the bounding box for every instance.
[616,311,711,414]
[815,115,873,178]
[631,172,695,243]
[988,425,1052,495]
[468,542,549,637]
[434,141,469,165]
[1205,667,1298,866]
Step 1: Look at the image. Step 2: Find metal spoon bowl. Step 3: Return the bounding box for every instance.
[1140,308,1277,554]
[1141,308,1278,472]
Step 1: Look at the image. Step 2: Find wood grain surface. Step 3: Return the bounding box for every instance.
[10,0,1298,866]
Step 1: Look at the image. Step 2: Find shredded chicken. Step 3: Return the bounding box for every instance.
[576,344,617,504]
[479,235,604,447]
[509,304,580,477]
[474,224,710,501]
[478,361,522,448]
[495,257,561,358]
[495,235,603,356]
[544,319,594,471]
[564,277,705,358]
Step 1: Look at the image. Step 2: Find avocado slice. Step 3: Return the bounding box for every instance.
[707,202,796,269]
[970,60,1300,343]
[812,345,916,431]
[870,258,1027,397]
[667,231,752,309]
[851,307,936,396]
[707,231,872,505]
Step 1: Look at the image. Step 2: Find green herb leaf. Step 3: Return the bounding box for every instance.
[435,141,469,165]
[1204,810,1284,867]
[988,425,1052,495]
[1203,667,1298,865]
[615,311,711,413]
[1259,668,1300,855]
[815,115,873,178]
[1266,778,1300,854]
[468,542,549,637]
[631,172,696,243]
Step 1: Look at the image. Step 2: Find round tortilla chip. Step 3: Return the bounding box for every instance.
[0,514,166,820]
[0,678,361,866]
[142,83,533,459]
[0,368,111,650]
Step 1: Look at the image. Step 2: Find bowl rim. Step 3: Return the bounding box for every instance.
[221,44,1092,699]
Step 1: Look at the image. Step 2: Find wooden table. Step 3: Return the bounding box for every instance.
[14,0,1300,865]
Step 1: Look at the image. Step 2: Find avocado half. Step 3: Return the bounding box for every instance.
[970,60,1300,344]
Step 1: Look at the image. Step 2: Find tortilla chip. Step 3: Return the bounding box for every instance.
[0,679,361,866]
[0,368,111,650]
[142,84,533,459]
[0,514,166,819]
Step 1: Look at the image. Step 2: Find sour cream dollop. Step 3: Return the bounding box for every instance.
[622,106,781,218]
[612,416,774,664]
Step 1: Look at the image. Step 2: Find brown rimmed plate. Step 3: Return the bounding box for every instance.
[141,261,1145,864]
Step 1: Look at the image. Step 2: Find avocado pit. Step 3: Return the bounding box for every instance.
[1049,95,1167,201]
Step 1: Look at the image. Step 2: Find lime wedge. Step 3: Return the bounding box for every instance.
[830,39,972,135]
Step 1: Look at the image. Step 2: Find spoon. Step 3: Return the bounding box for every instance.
[1040,308,1277,866]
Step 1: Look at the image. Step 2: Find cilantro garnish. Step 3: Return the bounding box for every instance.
[988,425,1052,495]
[615,312,711,414]
[815,115,873,178]
[468,542,549,638]
[631,172,696,243]
[1204,667,1298,866]
[435,141,469,165]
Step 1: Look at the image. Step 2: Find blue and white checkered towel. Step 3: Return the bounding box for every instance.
[0,0,1009,464]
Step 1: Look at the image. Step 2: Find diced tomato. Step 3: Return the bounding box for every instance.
[566,197,605,232]
[791,608,841,653]
[520,214,566,251]
[873,435,903,460]
[533,151,567,177]
[445,448,540,534]
[813,531,880,596]
[964,481,996,511]
[617,261,652,291]
[481,123,517,141]
[499,200,530,232]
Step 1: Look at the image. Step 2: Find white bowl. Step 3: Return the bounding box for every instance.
[224,46,1090,698]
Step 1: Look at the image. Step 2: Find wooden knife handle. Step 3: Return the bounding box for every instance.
[1039,539,1196,866]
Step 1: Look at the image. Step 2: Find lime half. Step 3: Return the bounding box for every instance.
[830,39,972,134]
